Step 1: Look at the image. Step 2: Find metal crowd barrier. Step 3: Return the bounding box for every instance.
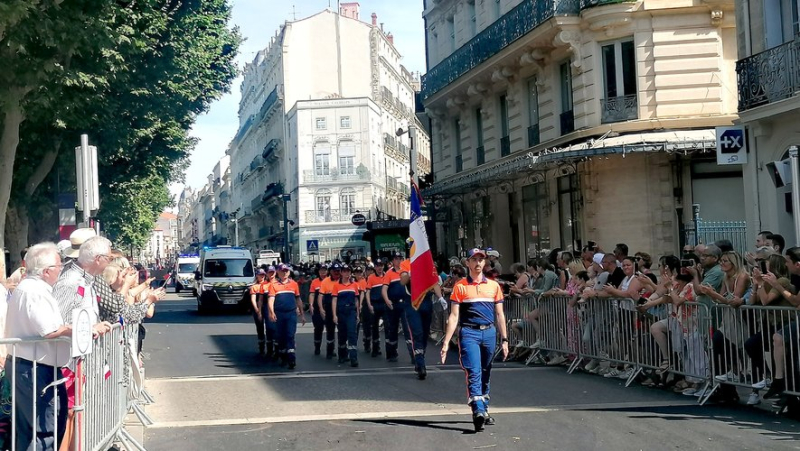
[1,323,152,451]
[704,304,800,407]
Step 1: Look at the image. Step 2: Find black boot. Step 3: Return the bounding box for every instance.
[364,340,371,353]
[326,343,335,360]
[350,359,359,367]
[417,364,427,380]
[265,343,274,361]
[257,341,265,357]
[472,412,486,432]
[371,342,381,357]
[314,344,321,356]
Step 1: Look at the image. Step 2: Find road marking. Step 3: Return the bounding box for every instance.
[147,400,696,429]
[147,365,542,383]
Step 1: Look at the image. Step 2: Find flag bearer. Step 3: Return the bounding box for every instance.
[319,263,341,359]
[441,248,509,432]
[399,271,428,379]
[381,253,405,362]
[367,259,388,357]
[332,264,361,367]
[308,264,328,355]
[355,266,372,353]
[267,264,305,369]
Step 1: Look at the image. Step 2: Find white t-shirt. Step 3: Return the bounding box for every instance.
[5,277,71,367]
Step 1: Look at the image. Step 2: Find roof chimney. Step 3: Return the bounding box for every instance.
[339,2,360,20]
[387,32,394,45]
[371,12,377,26]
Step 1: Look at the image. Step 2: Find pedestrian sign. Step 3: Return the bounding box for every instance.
[306,239,319,255]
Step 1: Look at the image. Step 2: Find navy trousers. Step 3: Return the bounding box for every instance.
[458,325,496,414]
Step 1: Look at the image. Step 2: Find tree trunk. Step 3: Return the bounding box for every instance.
[4,201,30,269]
[0,94,26,263]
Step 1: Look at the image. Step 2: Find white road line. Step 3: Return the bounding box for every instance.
[147,400,695,429]
[147,366,542,383]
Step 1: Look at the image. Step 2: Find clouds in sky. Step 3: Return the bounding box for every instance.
[173,0,426,200]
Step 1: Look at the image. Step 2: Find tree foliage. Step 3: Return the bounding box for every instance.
[1,0,241,256]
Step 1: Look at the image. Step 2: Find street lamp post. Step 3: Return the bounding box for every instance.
[282,193,291,263]
[229,208,240,247]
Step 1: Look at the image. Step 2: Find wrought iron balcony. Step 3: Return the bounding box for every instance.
[476,146,485,166]
[302,169,372,184]
[500,136,511,157]
[528,124,540,147]
[304,209,370,224]
[560,110,575,135]
[580,0,634,9]
[420,0,580,101]
[737,38,800,112]
[601,94,638,123]
[262,138,280,161]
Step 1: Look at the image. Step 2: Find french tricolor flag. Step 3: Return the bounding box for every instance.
[409,182,438,310]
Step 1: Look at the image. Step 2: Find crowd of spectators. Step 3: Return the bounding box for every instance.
[0,228,165,451]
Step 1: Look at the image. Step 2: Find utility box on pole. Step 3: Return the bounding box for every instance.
[75,134,99,228]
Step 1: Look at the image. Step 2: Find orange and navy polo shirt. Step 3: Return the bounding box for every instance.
[384,268,404,301]
[310,277,323,301]
[250,279,270,297]
[450,275,504,327]
[333,279,360,308]
[367,273,386,304]
[320,276,336,303]
[269,278,300,312]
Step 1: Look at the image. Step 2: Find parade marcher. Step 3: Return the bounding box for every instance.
[441,248,509,432]
[381,252,406,362]
[250,269,269,356]
[399,271,428,379]
[367,259,388,357]
[319,263,342,359]
[267,264,305,369]
[332,265,361,367]
[308,264,328,355]
[355,266,372,353]
[263,266,278,360]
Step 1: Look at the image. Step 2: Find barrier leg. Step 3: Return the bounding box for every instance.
[625,367,643,388]
[567,357,582,374]
[117,427,147,451]
[130,402,154,427]
[699,383,718,406]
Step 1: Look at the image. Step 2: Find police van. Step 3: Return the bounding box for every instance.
[196,246,255,314]
[175,254,200,295]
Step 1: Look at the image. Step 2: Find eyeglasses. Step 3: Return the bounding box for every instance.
[44,264,63,272]
[97,254,114,261]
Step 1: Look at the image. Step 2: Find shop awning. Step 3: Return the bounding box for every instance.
[424,129,717,196]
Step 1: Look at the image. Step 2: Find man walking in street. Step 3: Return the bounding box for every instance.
[367,259,387,357]
[267,264,304,369]
[441,248,508,432]
[250,269,269,356]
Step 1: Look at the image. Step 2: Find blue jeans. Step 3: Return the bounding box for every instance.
[336,303,359,362]
[458,325,496,414]
[275,308,298,364]
[9,358,67,451]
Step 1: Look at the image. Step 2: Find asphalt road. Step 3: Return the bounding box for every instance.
[135,292,800,451]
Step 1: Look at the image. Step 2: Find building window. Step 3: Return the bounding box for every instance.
[338,142,356,175]
[601,39,637,123]
[340,116,351,128]
[494,0,501,20]
[314,144,330,176]
[522,182,550,258]
[316,117,327,130]
[527,77,540,147]
[467,0,476,37]
[454,119,463,173]
[447,16,455,51]
[316,189,332,221]
[475,109,484,165]
[340,188,356,215]
[499,94,510,156]
[557,174,582,251]
[559,61,574,135]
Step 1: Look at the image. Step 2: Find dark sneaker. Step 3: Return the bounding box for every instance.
[472,412,486,432]
[350,360,359,367]
[417,366,427,380]
[485,415,495,426]
[764,379,786,399]
[288,362,296,370]
[371,348,381,358]
[314,346,321,356]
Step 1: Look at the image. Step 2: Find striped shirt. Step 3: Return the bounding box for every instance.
[450,275,504,327]
[53,260,99,326]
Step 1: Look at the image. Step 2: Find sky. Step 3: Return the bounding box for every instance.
[171,0,428,201]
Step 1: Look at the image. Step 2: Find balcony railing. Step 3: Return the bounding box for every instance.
[303,169,372,183]
[304,209,370,224]
[262,138,280,161]
[386,177,410,196]
[500,136,511,157]
[476,146,485,166]
[384,133,397,149]
[560,110,575,135]
[601,94,638,123]
[420,0,580,100]
[580,0,634,9]
[737,38,800,112]
[528,124,540,147]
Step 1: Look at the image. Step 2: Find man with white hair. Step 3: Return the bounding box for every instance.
[53,229,113,326]
[4,242,105,450]
[487,250,503,274]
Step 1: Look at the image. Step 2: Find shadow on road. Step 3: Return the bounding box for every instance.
[353,418,476,434]
[147,307,253,325]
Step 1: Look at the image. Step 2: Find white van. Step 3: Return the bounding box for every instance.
[196,246,255,314]
[175,254,200,295]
